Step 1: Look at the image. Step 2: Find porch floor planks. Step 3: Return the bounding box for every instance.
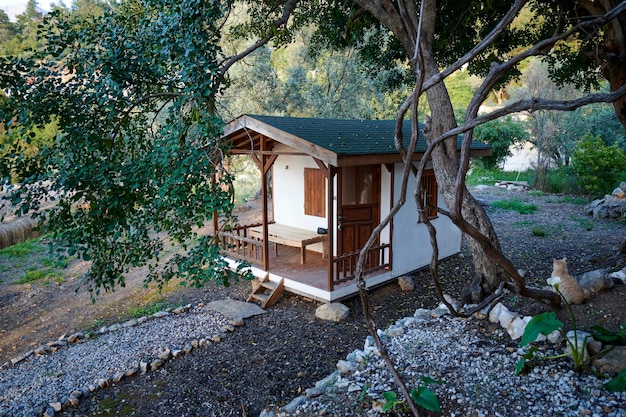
[263,245,329,290]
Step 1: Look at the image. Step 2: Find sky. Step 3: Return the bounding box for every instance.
[0,0,53,20]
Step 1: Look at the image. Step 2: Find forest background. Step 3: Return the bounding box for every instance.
[2,0,626,205]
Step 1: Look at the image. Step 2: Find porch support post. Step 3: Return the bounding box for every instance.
[260,135,270,272]
[327,166,336,291]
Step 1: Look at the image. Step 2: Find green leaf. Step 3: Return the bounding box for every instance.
[420,375,444,385]
[604,369,626,392]
[520,312,563,347]
[411,387,441,412]
[516,346,538,375]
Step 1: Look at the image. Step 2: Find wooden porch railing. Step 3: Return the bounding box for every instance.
[332,243,390,289]
[218,223,266,264]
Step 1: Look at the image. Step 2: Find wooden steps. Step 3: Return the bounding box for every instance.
[247,274,284,308]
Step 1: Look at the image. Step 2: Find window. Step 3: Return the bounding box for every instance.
[304,168,326,217]
[420,169,438,220]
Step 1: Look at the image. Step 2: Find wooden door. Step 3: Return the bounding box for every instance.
[338,165,380,269]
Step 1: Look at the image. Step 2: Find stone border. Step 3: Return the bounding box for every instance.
[2,302,246,417]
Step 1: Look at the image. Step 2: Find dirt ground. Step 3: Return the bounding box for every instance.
[1,186,625,416]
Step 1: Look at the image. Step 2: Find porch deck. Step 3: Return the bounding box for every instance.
[251,244,330,290]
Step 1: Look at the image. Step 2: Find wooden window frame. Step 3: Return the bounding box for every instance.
[420,169,438,220]
[304,168,326,217]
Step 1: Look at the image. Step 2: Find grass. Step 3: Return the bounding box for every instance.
[531,226,546,237]
[15,268,64,285]
[491,198,538,214]
[0,239,43,258]
[126,298,186,318]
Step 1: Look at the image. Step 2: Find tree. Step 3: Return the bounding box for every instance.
[0,0,301,295]
[473,116,528,170]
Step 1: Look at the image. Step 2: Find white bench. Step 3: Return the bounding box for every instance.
[248,224,327,264]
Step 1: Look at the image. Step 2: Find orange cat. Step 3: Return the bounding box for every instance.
[549,257,585,305]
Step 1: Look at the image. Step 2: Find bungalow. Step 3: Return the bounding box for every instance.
[218,114,490,304]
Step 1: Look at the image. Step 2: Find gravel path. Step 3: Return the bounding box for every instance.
[0,304,232,417]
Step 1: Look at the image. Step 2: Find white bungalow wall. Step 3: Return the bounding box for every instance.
[390,163,462,275]
[272,145,328,255]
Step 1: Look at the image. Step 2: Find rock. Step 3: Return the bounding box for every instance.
[49,402,62,412]
[67,333,83,343]
[112,371,125,383]
[43,407,56,417]
[125,367,139,377]
[488,302,508,324]
[67,395,80,407]
[591,345,626,375]
[565,330,593,362]
[579,269,612,294]
[140,361,148,373]
[11,350,33,365]
[229,317,245,327]
[122,319,138,328]
[150,359,165,372]
[336,360,356,375]
[397,275,415,291]
[498,309,517,329]
[282,395,307,413]
[507,316,531,341]
[315,303,350,322]
[609,267,626,284]
[107,323,121,332]
[305,386,325,398]
[152,311,169,318]
[157,347,171,360]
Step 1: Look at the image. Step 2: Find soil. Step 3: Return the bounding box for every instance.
[1,186,625,416]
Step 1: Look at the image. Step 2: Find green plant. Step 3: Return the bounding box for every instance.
[516,282,626,392]
[492,198,538,214]
[517,278,590,374]
[381,376,443,413]
[591,323,626,345]
[571,135,626,198]
[0,239,42,258]
[531,226,546,237]
[15,268,63,284]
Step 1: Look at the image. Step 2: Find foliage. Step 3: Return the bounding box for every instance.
[516,285,624,388]
[0,117,59,182]
[604,369,626,393]
[591,323,626,346]
[0,0,254,296]
[473,116,529,170]
[381,376,443,413]
[570,135,626,198]
[491,199,537,214]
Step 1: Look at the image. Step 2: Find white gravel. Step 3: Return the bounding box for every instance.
[0,304,231,417]
[281,313,626,417]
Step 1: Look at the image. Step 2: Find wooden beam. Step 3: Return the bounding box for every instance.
[313,158,329,178]
[327,166,336,291]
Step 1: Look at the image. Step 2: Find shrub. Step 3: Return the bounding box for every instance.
[570,135,626,198]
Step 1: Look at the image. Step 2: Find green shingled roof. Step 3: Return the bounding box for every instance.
[246,114,490,156]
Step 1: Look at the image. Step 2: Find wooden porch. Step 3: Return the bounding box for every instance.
[218,224,390,292]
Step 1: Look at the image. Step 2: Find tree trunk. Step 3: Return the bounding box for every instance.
[416,0,506,294]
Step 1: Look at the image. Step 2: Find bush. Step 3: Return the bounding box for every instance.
[570,135,626,198]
